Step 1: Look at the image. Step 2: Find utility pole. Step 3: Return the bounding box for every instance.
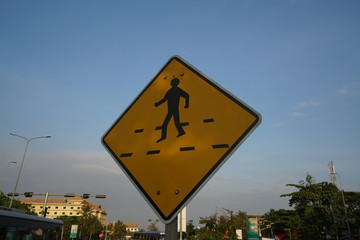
[327,161,337,187]
[327,162,351,239]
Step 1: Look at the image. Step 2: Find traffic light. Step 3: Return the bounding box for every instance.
[43,207,48,217]
[64,193,75,197]
[82,193,90,199]
[24,192,33,197]
[189,220,195,223]
[95,195,106,198]
[148,219,154,222]
[8,193,19,196]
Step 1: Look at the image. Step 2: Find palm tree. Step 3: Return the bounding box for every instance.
[80,204,93,240]
[88,215,102,240]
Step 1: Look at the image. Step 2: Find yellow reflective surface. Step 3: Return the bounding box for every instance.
[103,57,259,220]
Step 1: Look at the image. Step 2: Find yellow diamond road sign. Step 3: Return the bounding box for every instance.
[102,56,261,223]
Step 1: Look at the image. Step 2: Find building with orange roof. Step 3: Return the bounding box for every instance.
[123,222,139,232]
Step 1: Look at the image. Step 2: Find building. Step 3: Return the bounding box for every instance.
[21,196,106,224]
[123,222,139,232]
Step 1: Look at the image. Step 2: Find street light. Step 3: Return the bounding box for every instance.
[1,161,17,193]
[9,133,51,208]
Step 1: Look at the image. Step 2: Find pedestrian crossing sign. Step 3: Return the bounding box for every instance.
[101,55,261,223]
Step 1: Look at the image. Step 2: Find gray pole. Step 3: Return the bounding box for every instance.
[9,138,29,208]
[9,133,51,208]
[42,192,49,217]
[165,216,178,240]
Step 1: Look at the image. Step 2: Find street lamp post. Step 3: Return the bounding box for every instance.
[9,133,51,208]
[1,161,18,193]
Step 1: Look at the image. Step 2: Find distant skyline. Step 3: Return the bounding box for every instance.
[1,0,359,230]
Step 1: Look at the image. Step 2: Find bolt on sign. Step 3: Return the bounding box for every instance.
[102,55,261,224]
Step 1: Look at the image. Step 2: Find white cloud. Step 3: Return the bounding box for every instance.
[338,88,348,95]
[295,101,320,109]
[26,150,125,177]
[273,123,283,127]
[337,82,360,96]
[291,100,320,117]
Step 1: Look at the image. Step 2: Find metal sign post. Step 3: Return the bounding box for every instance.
[165,216,178,240]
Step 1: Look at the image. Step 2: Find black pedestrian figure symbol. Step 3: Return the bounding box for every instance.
[155,78,189,143]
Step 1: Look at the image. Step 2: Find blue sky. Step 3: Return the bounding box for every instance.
[1,0,359,230]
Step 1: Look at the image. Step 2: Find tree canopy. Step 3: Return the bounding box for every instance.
[79,204,103,240]
[260,173,359,240]
[55,216,81,240]
[147,222,159,231]
[0,193,36,215]
[198,209,247,240]
[112,220,127,240]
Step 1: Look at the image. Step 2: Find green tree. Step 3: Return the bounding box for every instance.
[55,216,81,240]
[147,222,159,231]
[198,213,222,240]
[261,209,301,239]
[343,191,360,238]
[0,193,36,215]
[112,220,127,240]
[186,222,197,240]
[105,223,113,239]
[198,209,247,240]
[281,174,346,239]
[88,215,103,240]
[80,204,101,240]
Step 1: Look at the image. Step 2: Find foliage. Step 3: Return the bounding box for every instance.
[111,220,127,240]
[198,213,222,240]
[198,209,247,240]
[343,191,360,237]
[0,193,37,215]
[79,204,103,240]
[55,216,81,240]
[147,222,159,231]
[264,173,355,239]
[261,209,301,239]
[88,215,103,240]
[186,222,198,240]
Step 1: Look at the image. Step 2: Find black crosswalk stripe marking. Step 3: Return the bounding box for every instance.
[180,147,195,151]
[147,150,161,155]
[212,144,229,149]
[203,118,214,123]
[120,153,133,158]
[128,120,229,157]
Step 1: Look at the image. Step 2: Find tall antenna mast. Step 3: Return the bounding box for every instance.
[327,161,337,187]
